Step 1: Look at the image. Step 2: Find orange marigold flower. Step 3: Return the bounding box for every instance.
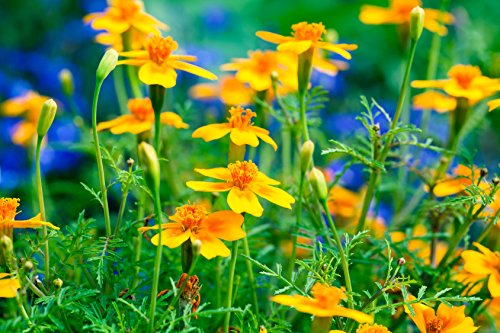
[412,91,457,113]
[271,282,373,323]
[118,35,217,88]
[189,76,253,106]
[0,198,59,240]
[221,50,298,91]
[97,97,187,135]
[186,161,295,217]
[139,203,245,259]
[412,65,500,104]
[356,323,392,333]
[192,106,277,150]
[0,91,49,146]
[83,0,168,36]
[431,165,482,197]
[256,22,357,59]
[360,0,453,36]
[327,185,363,219]
[0,273,20,298]
[461,242,500,298]
[488,98,500,112]
[405,296,478,333]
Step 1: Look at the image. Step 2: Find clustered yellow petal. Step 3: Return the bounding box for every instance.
[460,242,500,298]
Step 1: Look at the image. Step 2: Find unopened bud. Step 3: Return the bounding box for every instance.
[492,177,500,186]
[410,6,425,41]
[59,69,74,96]
[96,49,118,82]
[138,142,160,191]
[398,257,406,266]
[127,158,135,168]
[53,278,63,290]
[37,99,57,137]
[480,168,488,178]
[0,235,13,253]
[325,29,339,44]
[373,123,380,132]
[192,239,202,257]
[270,71,279,81]
[23,260,34,272]
[309,168,328,200]
[259,326,268,333]
[300,140,315,173]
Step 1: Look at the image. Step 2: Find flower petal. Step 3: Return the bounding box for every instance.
[151,224,191,248]
[97,115,135,132]
[230,128,259,147]
[250,183,295,209]
[0,277,20,298]
[186,181,232,192]
[168,60,217,80]
[359,6,401,25]
[227,187,263,217]
[160,112,188,129]
[203,210,245,241]
[193,168,232,181]
[255,172,281,185]
[255,31,290,44]
[138,62,177,88]
[315,42,353,60]
[488,274,500,298]
[192,231,231,259]
[277,41,312,54]
[11,214,59,230]
[252,127,278,150]
[192,123,232,142]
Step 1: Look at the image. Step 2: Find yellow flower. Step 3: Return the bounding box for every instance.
[94,29,145,51]
[327,185,363,220]
[139,203,245,259]
[0,273,20,298]
[189,75,253,106]
[360,0,453,36]
[256,22,357,60]
[488,98,500,112]
[1,91,49,145]
[0,198,59,240]
[405,297,478,333]
[97,97,187,135]
[431,165,481,197]
[271,282,373,323]
[118,36,217,88]
[83,0,168,36]
[186,161,295,217]
[192,106,277,150]
[412,91,457,113]
[461,242,500,298]
[356,323,392,333]
[221,50,298,91]
[412,65,500,104]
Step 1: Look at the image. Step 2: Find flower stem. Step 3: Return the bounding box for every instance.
[123,30,143,98]
[241,226,259,315]
[297,48,314,142]
[91,80,112,237]
[112,68,129,114]
[287,172,305,280]
[149,84,166,152]
[132,192,146,290]
[357,39,418,232]
[224,240,239,333]
[35,136,50,283]
[16,292,32,326]
[321,199,354,309]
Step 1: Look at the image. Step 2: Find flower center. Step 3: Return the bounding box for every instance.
[250,51,278,75]
[448,65,482,89]
[291,22,326,42]
[356,323,391,333]
[146,36,178,66]
[392,0,422,16]
[174,204,207,233]
[227,106,256,129]
[426,318,444,333]
[0,198,19,221]
[228,161,259,189]
[128,98,154,121]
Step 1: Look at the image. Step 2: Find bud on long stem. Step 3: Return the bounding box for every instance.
[37,99,57,137]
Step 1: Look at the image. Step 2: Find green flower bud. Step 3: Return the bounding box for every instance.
[410,6,425,41]
[37,99,57,137]
[23,260,34,272]
[309,168,328,200]
[0,235,13,253]
[138,142,160,191]
[58,69,74,96]
[192,239,202,257]
[96,49,118,82]
[53,278,63,290]
[300,140,315,173]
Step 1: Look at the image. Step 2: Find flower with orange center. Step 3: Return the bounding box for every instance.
[461,242,500,298]
[0,273,20,298]
[360,0,454,36]
[118,35,217,88]
[1,91,49,146]
[328,323,391,333]
[192,106,277,150]
[412,91,457,113]
[97,97,187,135]
[404,296,478,333]
[0,198,59,240]
[430,165,482,197]
[271,282,373,323]
[189,76,253,106]
[221,50,298,92]
[139,203,245,259]
[256,22,357,59]
[186,161,295,217]
[83,0,168,36]
[412,65,500,104]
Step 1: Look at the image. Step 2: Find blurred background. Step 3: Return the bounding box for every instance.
[0,0,498,222]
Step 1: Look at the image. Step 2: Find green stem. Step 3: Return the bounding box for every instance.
[112,68,129,114]
[147,186,163,333]
[241,226,259,316]
[35,136,50,283]
[150,85,166,152]
[223,240,239,332]
[357,39,418,232]
[287,172,305,280]
[132,192,146,290]
[123,30,143,98]
[298,48,314,142]
[16,293,32,326]
[92,79,112,237]
[321,199,353,309]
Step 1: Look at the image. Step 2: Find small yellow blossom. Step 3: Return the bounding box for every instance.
[192,106,277,150]
[271,282,373,323]
[189,76,253,106]
[139,203,245,259]
[405,296,478,333]
[412,91,457,113]
[256,22,357,59]
[97,98,187,135]
[461,242,500,298]
[118,36,217,88]
[186,161,295,217]
[0,273,20,298]
[360,0,453,36]
[1,91,49,145]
